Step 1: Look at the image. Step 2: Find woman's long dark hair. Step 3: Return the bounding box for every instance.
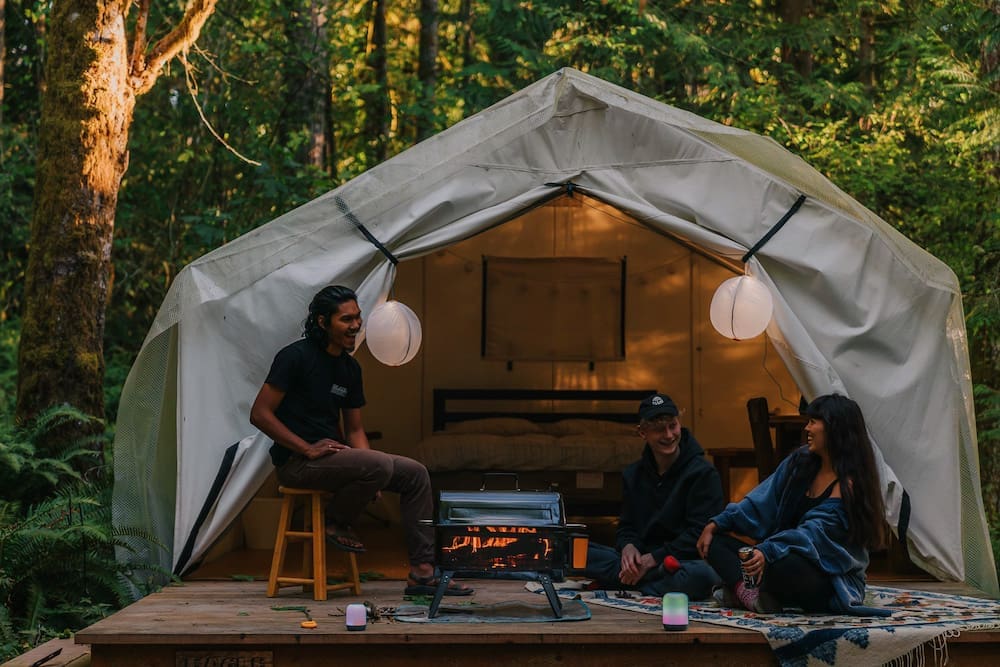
[801,394,887,550]
[303,285,358,347]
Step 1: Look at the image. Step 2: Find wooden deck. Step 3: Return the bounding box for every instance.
[72,578,1000,667]
[21,513,995,667]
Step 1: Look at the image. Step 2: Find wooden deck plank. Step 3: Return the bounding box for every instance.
[71,579,1000,666]
[76,580,764,644]
[90,644,778,667]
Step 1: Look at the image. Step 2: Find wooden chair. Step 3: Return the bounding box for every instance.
[746,397,776,482]
[267,486,361,600]
[706,447,757,503]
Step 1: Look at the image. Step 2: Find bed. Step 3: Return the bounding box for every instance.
[416,388,656,516]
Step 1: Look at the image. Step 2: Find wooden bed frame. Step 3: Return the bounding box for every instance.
[427,387,656,518]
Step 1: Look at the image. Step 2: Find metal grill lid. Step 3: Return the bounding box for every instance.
[437,490,565,526]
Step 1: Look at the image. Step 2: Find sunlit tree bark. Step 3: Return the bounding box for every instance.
[16,0,219,432]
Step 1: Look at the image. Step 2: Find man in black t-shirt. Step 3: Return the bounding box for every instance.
[251,285,472,596]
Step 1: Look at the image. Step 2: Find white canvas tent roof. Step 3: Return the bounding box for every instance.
[113,68,997,596]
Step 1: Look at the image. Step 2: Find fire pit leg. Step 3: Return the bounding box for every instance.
[538,573,563,618]
[427,570,454,619]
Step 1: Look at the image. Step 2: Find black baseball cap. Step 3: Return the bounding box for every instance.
[638,393,679,421]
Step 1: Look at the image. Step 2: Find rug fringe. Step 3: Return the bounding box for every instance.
[881,629,962,667]
[881,640,925,667]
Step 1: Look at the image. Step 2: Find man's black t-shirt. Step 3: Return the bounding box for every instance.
[264,338,366,466]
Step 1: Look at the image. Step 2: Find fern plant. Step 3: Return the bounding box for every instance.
[0,407,167,661]
[0,407,102,506]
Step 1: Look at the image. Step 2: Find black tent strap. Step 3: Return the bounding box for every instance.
[335,195,398,266]
[543,181,579,195]
[740,194,807,264]
[897,489,912,559]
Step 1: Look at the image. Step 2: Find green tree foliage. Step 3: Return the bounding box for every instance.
[976,384,1000,582]
[0,104,36,323]
[0,127,32,322]
[1,1,45,320]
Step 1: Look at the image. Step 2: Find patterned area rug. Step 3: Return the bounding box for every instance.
[526,582,1000,666]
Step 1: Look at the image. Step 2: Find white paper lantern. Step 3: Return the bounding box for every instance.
[365,300,423,366]
[709,275,773,340]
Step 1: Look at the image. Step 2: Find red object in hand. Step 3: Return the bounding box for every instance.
[662,555,681,574]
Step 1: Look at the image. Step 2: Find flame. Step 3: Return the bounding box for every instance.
[445,536,521,551]
[442,525,555,564]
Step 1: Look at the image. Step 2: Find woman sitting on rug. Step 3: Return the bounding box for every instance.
[696,393,890,616]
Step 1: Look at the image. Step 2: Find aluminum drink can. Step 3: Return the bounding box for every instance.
[737,546,758,588]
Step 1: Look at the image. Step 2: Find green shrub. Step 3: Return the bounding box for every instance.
[0,320,17,418]
[0,407,167,661]
[974,384,1000,584]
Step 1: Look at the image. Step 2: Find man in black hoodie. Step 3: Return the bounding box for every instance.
[583,393,723,599]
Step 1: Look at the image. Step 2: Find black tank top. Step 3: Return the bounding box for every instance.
[791,478,838,525]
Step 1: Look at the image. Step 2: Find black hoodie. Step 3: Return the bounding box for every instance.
[615,427,724,563]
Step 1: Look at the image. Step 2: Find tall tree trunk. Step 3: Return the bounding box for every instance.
[17,1,135,428]
[778,0,813,79]
[277,0,332,172]
[858,7,876,92]
[363,0,389,164]
[324,87,336,177]
[16,0,219,433]
[306,1,333,173]
[415,0,438,142]
[976,0,999,385]
[984,0,1000,181]
[459,0,474,70]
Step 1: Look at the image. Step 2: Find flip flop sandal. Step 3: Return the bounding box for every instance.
[404,573,474,596]
[325,525,366,553]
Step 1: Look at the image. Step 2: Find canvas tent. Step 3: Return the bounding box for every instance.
[113,67,998,597]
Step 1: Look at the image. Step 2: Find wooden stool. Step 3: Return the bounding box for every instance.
[267,486,362,600]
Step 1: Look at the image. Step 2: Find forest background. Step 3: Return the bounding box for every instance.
[0,0,997,659]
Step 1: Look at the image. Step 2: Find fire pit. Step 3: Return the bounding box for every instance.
[421,476,587,618]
